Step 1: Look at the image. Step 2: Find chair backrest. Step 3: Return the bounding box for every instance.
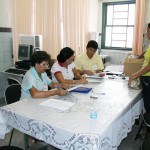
[4,84,21,104]
[7,77,21,85]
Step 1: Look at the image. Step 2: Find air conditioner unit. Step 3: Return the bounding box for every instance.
[19,34,42,50]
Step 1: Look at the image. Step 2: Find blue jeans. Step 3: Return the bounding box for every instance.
[140,76,150,112]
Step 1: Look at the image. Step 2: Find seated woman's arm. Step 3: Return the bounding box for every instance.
[76,69,94,75]
[73,68,83,79]
[30,86,68,98]
[54,71,88,84]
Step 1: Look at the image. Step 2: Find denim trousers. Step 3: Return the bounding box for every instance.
[140,76,150,112]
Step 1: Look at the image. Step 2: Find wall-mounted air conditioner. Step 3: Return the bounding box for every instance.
[19,34,42,50]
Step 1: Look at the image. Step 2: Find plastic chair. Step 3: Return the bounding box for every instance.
[3,84,49,150]
[4,84,22,146]
[7,77,21,85]
[4,84,21,105]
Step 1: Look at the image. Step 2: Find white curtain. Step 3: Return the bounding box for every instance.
[62,0,89,55]
[132,0,146,55]
[11,0,89,61]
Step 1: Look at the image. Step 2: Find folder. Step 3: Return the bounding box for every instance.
[70,86,92,93]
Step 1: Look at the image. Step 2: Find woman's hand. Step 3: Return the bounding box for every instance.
[60,83,71,89]
[129,73,139,84]
[55,89,68,96]
[80,78,88,84]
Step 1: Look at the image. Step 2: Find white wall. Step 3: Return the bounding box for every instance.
[88,0,99,32]
[0,0,13,98]
[145,0,150,24]
[0,0,12,27]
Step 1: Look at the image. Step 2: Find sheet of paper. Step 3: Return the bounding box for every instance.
[87,79,102,83]
[68,84,82,92]
[104,65,123,72]
[85,74,103,79]
[40,99,75,111]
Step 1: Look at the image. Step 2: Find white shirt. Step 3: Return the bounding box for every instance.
[51,61,75,82]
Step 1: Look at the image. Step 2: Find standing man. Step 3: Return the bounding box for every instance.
[74,40,104,75]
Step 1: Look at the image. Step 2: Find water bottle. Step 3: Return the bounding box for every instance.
[90,107,97,119]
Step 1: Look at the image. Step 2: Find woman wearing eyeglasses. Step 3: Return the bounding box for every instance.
[20,51,68,100]
[51,47,88,84]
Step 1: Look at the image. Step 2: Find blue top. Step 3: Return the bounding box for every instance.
[20,67,51,100]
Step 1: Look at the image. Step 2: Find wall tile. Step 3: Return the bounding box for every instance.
[4,61,14,70]
[4,51,13,62]
[0,52,5,61]
[0,62,5,71]
[4,32,12,43]
[0,33,4,43]
[0,43,4,52]
[101,49,128,65]
[4,42,13,51]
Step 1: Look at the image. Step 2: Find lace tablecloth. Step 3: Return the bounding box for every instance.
[0,77,143,150]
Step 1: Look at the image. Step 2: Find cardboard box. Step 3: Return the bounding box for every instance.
[123,57,144,76]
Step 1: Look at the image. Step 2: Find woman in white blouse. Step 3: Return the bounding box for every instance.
[51,47,88,84]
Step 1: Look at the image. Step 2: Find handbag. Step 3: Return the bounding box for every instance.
[129,78,141,90]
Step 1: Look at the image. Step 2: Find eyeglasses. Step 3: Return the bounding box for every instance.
[40,63,49,68]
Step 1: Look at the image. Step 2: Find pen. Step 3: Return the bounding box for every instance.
[54,86,67,90]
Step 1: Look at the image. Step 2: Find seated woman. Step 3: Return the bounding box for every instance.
[51,47,88,84]
[20,51,68,100]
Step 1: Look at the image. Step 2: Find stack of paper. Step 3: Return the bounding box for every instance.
[104,65,123,75]
[85,74,103,79]
[40,99,75,111]
[85,74,103,83]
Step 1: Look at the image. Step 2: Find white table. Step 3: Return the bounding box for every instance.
[0,77,143,150]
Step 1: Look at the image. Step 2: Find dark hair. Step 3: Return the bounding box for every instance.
[31,51,51,66]
[57,47,74,63]
[86,40,98,50]
[148,23,150,29]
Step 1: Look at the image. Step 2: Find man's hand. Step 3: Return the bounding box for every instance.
[84,70,94,75]
[99,72,105,77]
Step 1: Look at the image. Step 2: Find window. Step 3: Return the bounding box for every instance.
[101,1,135,50]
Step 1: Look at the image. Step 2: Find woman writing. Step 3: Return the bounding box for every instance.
[51,47,88,84]
[20,51,68,100]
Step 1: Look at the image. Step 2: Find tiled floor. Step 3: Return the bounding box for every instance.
[0,98,144,150]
